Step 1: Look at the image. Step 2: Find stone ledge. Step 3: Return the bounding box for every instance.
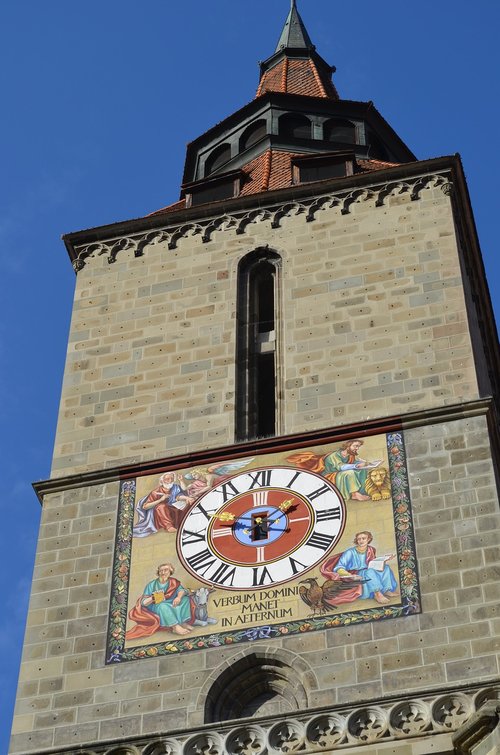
[17,682,499,755]
[33,397,494,503]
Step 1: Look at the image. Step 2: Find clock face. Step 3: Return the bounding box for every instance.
[178,466,346,590]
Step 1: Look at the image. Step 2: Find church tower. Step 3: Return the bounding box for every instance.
[10,3,500,754]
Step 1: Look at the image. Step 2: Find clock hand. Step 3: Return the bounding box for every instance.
[270,499,296,525]
[213,512,256,523]
[213,499,296,530]
[249,511,292,534]
[213,512,236,524]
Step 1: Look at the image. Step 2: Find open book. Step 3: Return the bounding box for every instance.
[340,459,383,471]
[365,459,383,469]
[367,555,392,571]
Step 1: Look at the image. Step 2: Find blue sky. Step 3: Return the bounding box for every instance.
[1,0,499,750]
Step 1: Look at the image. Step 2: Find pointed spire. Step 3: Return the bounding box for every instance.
[257,1,338,100]
[275,0,314,52]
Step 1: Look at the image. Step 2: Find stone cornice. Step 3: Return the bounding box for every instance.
[63,157,460,270]
[33,397,494,504]
[27,681,500,755]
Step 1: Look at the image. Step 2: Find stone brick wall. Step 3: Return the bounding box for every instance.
[10,414,500,753]
[51,180,481,478]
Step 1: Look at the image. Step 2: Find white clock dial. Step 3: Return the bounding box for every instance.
[177,466,346,590]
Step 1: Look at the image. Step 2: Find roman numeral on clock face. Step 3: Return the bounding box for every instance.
[186,549,217,575]
[210,563,236,586]
[181,529,207,546]
[211,528,232,539]
[316,507,342,522]
[307,531,335,551]
[196,503,219,521]
[288,556,307,575]
[285,471,301,488]
[185,548,238,586]
[252,566,274,586]
[248,469,272,489]
[307,483,331,501]
[219,481,240,502]
[252,490,268,507]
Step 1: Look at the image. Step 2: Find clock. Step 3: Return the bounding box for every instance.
[178,466,346,590]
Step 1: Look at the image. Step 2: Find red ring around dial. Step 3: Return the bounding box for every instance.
[208,489,313,566]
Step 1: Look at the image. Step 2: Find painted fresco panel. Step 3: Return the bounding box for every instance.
[107,432,420,663]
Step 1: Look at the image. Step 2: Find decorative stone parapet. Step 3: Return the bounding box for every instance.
[34,683,499,754]
[71,173,452,271]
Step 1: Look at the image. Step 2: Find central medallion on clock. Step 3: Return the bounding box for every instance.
[178,466,346,590]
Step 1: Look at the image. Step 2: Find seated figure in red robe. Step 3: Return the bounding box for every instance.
[133,472,194,537]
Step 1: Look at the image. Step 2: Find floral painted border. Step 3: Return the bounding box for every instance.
[106,479,135,663]
[386,432,420,615]
[105,432,420,663]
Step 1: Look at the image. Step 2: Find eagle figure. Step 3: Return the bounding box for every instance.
[299,576,368,617]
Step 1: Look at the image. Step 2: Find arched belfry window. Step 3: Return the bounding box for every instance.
[239,120,267,152]
[323,118,356,144]
[236,249,281,441]
[278,113,311,140]
[204,143,231,176]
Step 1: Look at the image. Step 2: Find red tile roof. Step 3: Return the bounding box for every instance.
[256,58,338,100]
[240,150,300,194]
[149,154,401,217]
[149,199,186,217]
[357,158,400,171]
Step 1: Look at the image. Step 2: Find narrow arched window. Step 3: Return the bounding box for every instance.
[204,143,231,176]
[239,120,267,152]
[278,113,311,140]
[323,118,356,144]
[236,249,281,441]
